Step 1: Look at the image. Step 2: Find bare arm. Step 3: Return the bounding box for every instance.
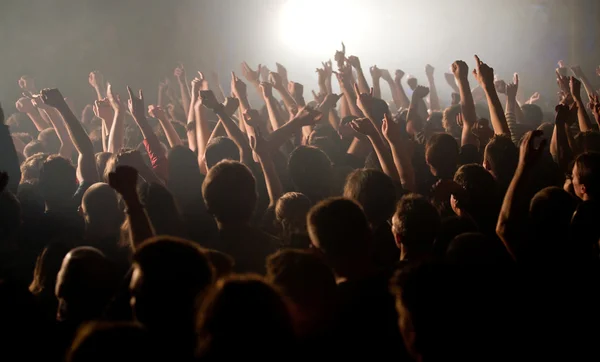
[451,61,478,146]
[570,77,593,132]
[394,70,411,109]
[106,84,125,154]
[550,104,574,174]
[174,64,191,117]
[425,65,441,111]
[149,105,183,147]
[35,102,74,159]
[382,114,416,192]
[15,97,49,131]
[351,118,400,182]
[347,56,370,94]
[249,127,283,207]
[473,55,510,136]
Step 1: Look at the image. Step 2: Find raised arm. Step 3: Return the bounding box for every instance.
[350,117,400,183]
[590,94,600,128]
[569,77,593,132]
[571,66,597,101]
[174,64,191,117]
[148,104,183,147]
[496,131,547,261]
[106,84,125,154]
[550,104,575,174]
[15,97,49,131]
[260,82,285,131]
[31,96,74,159]
[0,104,21,194]
[347,56,370,94]
[425,64,441,111]
[39,88,98,183]
[88,71,106,100]
[382,113,415,192]
[473,55,510,136]
[108,165,154,250]
[370,66,383,100]
[451,60,478,146]
[394,70,411,109]
[248,125,283,207]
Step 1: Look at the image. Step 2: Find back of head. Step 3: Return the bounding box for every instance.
[426,133,459,178]
[39,155,78,207]
[17,181,44,219]
[275,192,312,235]
[446,232,508,265]
[94,152,112,180]
[167,145,204,191]
[55,247,117,322]
[484,135,518,188]
[307,197,371,263]
[68,322,152,362]
[197,275,294,358]
[132,236,214,322]
[521,104,543,128]
[139,182,185,237]
[82,183,123,230]
[433,216,479,257]
[266,249,336,309]
[288,146,333,202]
[204,249,235,279]
[392,194,440,258]
[343,168,397,226]
[37,128,61,155]
[453,164,500,231]
[30,241,72,298]
[20,152,49,183]
[529,187,577,256]
[23,140,46,158]
[202,160,257,224]
[442,105,461,138]
[205,137,240,170]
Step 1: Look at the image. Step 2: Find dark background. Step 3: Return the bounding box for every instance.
[0,0,598,114]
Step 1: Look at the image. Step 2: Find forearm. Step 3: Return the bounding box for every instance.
[55,104,94,156]
[25,111,50,132]
[41,108,74,159]
[575,98,593,132]
[123,196,155,250]
[386,80,401,109]
[368,135,400,182]
[94,85,106,100]
[484,86,510,136]
[372,77,382,99]
[158,118,183,147]
[395,80,411,109]
[457,77,478,127]
[195,106,211,166]
[257,154,283,207]
[328,109,340,131]
[214,107,252,159]
[273,87,296,115]
[178,79,191,117]
[427,77,441,111]
[108,112,125,154]
[355,69,370,94]
[267,118,303,150]
[265,95,285,131]
[389,141,416,192]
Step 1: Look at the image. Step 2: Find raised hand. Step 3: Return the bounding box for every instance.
[347,55,361,69]
[127,86,145,119]
[569,76,582,100]
[382,113,401,143]
[260,82,274,99]
[472,55,495,88]
[276,62,288,81]
[425,64,435,79]
[380,69,393,83]
[241,62,262,85]
[268,71,285,90]
[242,109,262,129]
[412,85,430,99]
[174,63,186,83]
[288,81,304,99]
[199,90,221,111]
[556,69,570,94]
[506,82,518,99]
[88,71,105,89]
[519,130,547,168]
[319,93,342,110]
[108,165,138,199]
[231,72,248,99]
[451,61,469,80]
[39,88,67,109]
[554,103,571,125]
[350,117,378,137]
[395,69,406,83]
[259,65,271,83]
[526,92,540,104]
[147,104,167,120]
[370,65,382,81]
[334,42,346,69]
[107,83,124,112]
[322,60,333,78]
[494,80,507,94]
[223,96,240,117]
[15,96,36,113]
[353,83,374,117]
[93,99,114,121]
[18,75,36,93]
[407,77,418,91]
[292,106,322,127]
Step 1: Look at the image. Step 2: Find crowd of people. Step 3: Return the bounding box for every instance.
[1,41,600,361]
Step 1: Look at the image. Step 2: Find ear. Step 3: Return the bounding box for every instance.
[393,231,402,250]
[483,159,491,171]
[450,195,461,217]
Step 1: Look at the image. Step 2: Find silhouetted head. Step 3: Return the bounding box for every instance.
[167,145,204,198]
[446,232,507,265]
[39,155,78,210]
[17,181,44,219]
[81,183,123,240]
[572,152,600,201]
[23,140,46,158]
[483,135,518,189]
[521,104,543,128]
[392,194,440,260]
[288,146,333,203]
[266,249,336,336]
[20,152,49,183]
[308,197,371,271]
[574,131,600,156]
[204,249,235,279]
[197,275,295,359]
[202,160,257,225]
[426,133,459,179]
[55,247,118,323]
[94,152,112,180]
[275,192,312,246]
[68,322,152,362]
[139,182,186,238]
[205,136,240,169]
[131,236,214,331]
[442,105,461,138]
[37,128,61,155]
[343,168,397,227]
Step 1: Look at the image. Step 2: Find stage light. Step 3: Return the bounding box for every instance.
[277,0,369,57]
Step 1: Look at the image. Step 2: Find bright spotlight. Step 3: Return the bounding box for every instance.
[278,0,369,57]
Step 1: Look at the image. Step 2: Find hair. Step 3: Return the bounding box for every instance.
[204,249,235,279]
[307,197,371,261]
[6,112,38,136]
[205,137,240,170]
[521,104,543,128]
[16,181,45,220]
[23,140,46,158]
[81,183,124,239]
[138,182,186,238]
[37,128,61,155]
[197,275,295,359]
[202,160,257,224]
[483,135,518,190]
[344,169,397,227]
[20,152,49,184]
[392,194,440,256]
[275,192,312,247]
[39,155,78,207]
[426,133,459,179]
[433,216,479,257]
[574,152,600,199]
[288,146,333,203]
[442,105,461,138]
[67,322,152,362]
[446,232,508,265]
